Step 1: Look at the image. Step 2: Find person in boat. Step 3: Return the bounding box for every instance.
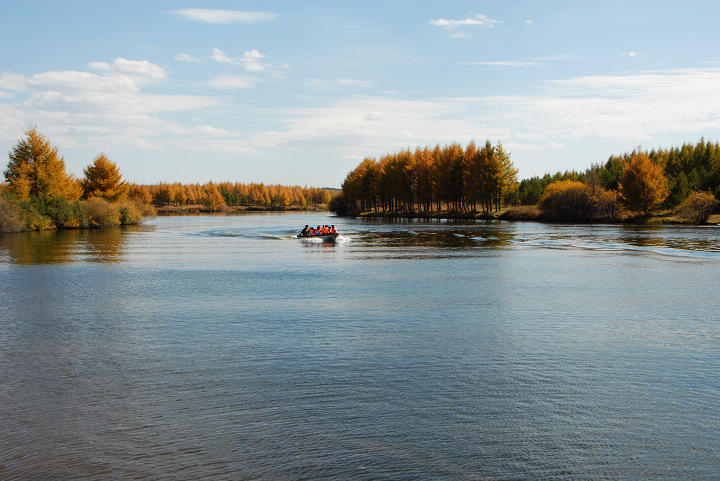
[330,225,337,234]
[300,225,310,236]
[321,225,330,235]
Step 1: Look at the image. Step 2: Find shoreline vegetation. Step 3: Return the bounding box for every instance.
[354,205,720,225]
[329,139,720,226]
[3,128,720,232]
[0,128,337,233]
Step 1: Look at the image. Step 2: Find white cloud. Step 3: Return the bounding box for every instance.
[241,49,265,71]
[302,78,371,91]
[0,72,29,92]
[5,59,720,184]
[208,75,260,89]
[28,70,140,95]
[624,51,642,58]
[192,125,235,136]
[175,53,202,63]
[88,58,166,81]
[470,61,540,67]
[245,67,720,177]
[0,61,220,161]
[135,137,164,151]
[209,48,267,71]
[430,14,501,29]
[171,9,276,24]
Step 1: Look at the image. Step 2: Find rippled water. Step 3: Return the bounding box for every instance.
[1,213,719,480]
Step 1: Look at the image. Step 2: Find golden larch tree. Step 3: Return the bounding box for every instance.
[618,153,669,214]
[81,153,129,202]
[4,127,81,202]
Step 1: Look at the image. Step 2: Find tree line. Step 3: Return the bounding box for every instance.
[519,139,720,222]
[0,127,151,232]
[331,140,519,215]
[1,128,337,232]
[130,182,335,212]
[332,138,720,223]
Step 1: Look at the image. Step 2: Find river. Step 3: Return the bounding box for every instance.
[1,213,718,480]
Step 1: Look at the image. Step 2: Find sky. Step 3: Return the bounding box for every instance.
[2,1,720,188]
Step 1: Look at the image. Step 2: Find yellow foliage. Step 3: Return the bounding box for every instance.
[81,197,120,227]
[618,153,669,214]
[82,153,129,202]
[4,127,81,202]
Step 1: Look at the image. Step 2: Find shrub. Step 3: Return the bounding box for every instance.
[17,200,54,230]
[119,200,143,225]
[81,197,120,227]
[539,180,595,221]
[594,189,619,222]
[0,197,24,232]
[676,192,719,224]
[42,197,83,228]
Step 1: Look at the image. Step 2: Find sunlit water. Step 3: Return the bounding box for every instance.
[1,213,718,480]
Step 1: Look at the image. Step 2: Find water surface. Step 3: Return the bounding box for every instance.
[1,213,718,479]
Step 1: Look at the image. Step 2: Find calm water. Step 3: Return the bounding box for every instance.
[1,213,719,480]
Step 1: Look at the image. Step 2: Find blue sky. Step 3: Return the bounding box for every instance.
[2,1,720,188]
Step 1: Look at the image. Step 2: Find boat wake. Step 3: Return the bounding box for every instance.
[196,229,349,242]
[297,235,350,244]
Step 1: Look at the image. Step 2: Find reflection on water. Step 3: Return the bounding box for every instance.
[1,214,719,480]
[0,225,148,264]
[2,217,719,265]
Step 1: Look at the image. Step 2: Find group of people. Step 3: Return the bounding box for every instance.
[299,224,337,237]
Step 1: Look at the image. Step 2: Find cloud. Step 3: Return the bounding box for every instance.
[466,55,568,68]
[247,67,720,178]
[470,61,540,67]
[303,78,372,91]
[171,9,276,24]
[430,14,501,29]
[624,51,642,58]
[88,58,166,81]
[0,72,29,92]
[175,53,202,63]
[0,61,220,156]
[5,59,720,185]
[208,75,260,89]
[210,48,267,71]
[134,137,164,151]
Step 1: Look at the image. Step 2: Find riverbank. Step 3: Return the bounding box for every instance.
[354,205,720,225]
[155,204,328,215]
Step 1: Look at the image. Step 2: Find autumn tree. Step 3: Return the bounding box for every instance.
[81,153,129,202]
[277,187,291,207]
[618,153,669,214]
[4,127,81,203]
[129,184,152,204]
[496,143,519,207]
[676,191,719,224]
[202,183,226,211]
[152,183,172,207]
[414,147,434,212]
[539,180,595,221]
